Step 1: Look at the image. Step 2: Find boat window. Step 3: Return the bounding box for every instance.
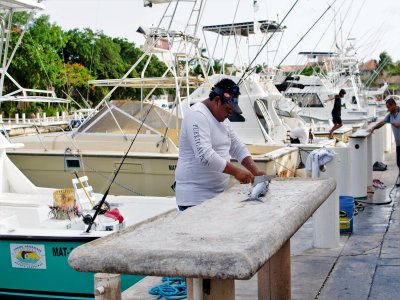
[275,108,291,117]
[286,93,323,108]
[65,157,81,171]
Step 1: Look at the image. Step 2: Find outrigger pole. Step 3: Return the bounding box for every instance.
[238,0,300,85]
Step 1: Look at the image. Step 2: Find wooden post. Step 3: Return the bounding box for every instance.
[94,273,121,300]
[203,279,235,300]
[258,240,291,300]
[187,278,205,300]
[186,278,194,300]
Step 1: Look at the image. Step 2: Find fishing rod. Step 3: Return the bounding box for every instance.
[278,1,336,67]
[84,103,156,232]
[237,0,300,85]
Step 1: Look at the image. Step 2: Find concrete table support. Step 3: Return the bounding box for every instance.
[94,273,121,300]
[69,178,336,300]
[257,240,290,300]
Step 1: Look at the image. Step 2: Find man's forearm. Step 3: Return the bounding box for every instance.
[372,121,385,132]
[241,156,264,175]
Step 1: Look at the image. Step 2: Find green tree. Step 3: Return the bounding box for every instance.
[8,15,67,96]
[378,52,393,72]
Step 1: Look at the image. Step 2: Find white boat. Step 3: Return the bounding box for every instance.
[277,51,388,129]
[6,98,298,196]
[0,133,177,298]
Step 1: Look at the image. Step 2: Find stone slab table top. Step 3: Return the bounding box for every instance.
[69,177,336,280]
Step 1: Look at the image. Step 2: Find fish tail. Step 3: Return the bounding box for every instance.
[241,197,263,203]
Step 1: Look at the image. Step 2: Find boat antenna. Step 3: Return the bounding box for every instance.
[84,103,155,233]
[237,0,300,85]
[278,1,336,67]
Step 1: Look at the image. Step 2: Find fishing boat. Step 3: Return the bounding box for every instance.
[6,98,298,196]
[277,50,388,129]
[0,133,177,299]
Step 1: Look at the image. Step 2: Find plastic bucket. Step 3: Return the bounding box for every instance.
[339,196,354,234]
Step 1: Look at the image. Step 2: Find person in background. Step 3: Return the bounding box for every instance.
[289,126,309,144]
[175,78,266,211]
[369,98,400,184]
[328,89,346,139]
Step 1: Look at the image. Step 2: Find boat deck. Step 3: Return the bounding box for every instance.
[124,149,400,300]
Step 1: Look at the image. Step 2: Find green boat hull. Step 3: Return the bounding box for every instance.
[0,237,143,299]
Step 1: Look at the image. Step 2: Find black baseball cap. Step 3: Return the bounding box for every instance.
[211,79,242,114]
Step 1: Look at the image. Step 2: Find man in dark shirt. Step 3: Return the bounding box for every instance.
[328,89,346,139]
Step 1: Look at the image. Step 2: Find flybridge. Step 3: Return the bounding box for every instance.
[203,20,286,36]
[0,0,45,12]
[0,0,70,104]
[298,51,339,58]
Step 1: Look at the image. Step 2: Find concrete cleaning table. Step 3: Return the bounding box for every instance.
[69,177,336,299]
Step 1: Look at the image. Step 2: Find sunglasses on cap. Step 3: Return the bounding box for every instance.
[212,85,242,114]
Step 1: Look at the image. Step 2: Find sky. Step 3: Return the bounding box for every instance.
[40,0,400,67]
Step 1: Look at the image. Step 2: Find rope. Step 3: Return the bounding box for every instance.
[148,277,186,300]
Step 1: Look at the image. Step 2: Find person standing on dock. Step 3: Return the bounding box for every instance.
[328,89,346,139]
[369,98,400,175]
[175,78,266,211]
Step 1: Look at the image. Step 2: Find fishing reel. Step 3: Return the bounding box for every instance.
[93,201,111,214]
[82,214,94,226]
[82,201,111,227]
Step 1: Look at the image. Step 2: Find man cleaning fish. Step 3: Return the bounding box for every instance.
[175,78,268,211]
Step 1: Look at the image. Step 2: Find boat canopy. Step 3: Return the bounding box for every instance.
[0,95,70,103]
[298,51,339,58]
[202,20,286,36]
[0,0,45,12]
[89,76,204,88]
[77,100,181,135]
[143,0,195,7]
[137,26,197,40]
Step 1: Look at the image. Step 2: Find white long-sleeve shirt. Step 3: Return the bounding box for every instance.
[175,102,250,206]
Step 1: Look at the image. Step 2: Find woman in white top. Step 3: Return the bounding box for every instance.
[175,78,266,210]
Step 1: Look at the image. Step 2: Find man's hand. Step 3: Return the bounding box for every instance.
[233,168,254,184]
[223,162,254,184]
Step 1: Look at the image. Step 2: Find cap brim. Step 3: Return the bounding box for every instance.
[228,102,243,114]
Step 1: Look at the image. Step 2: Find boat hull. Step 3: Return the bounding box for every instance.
[7,147,298,196]
[0,237,141,299]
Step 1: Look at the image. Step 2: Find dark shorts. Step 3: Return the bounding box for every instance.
[397,146,400,170]
[290,137,300,144]
[332,113,342,125]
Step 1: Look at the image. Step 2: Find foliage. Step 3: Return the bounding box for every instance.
[378,52,393,71]
[300,65,321,76]
[2,13,169,114]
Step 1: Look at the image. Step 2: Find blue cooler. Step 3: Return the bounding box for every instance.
[339,196,354,234]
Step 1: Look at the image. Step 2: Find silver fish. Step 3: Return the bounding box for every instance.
[241,178,269,203]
